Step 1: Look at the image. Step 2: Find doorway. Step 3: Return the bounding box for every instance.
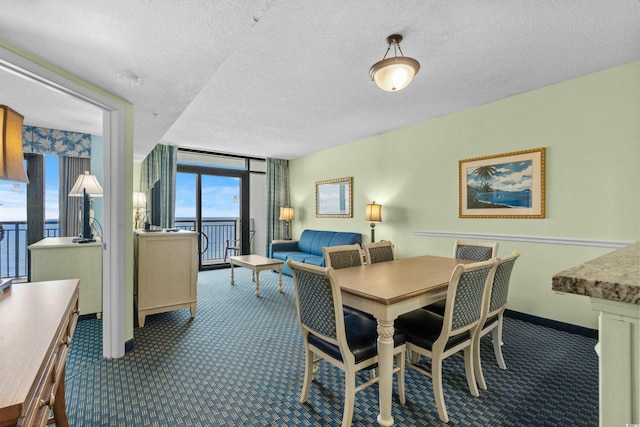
[176,164,250,270]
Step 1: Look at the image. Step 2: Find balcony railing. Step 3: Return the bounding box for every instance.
[0,220,60,279]
[174,218,237,263]
[0,218,238,279]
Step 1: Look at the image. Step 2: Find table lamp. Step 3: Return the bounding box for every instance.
[133,192,147,229]
[365,201,382,242]
[69,171,103,242]
[279,207,294,240]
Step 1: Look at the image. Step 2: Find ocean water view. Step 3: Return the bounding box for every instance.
[476,189,532,208]
[0,217,239,279]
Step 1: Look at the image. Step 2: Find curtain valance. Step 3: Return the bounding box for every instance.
[22,126,91,158]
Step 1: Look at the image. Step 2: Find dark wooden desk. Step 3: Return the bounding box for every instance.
[0,279,79,427]
[335,255,472,426]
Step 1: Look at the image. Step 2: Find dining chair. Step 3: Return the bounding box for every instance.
[323,244,364,269]
[363,240,396,264]
[424,239,499,315]
[287,260,406,427]
[395,259,498,423]
[453,239,499,262]
[323,244,368,317]
[474,251,520,390]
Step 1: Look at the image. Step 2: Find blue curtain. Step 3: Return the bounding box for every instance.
[266,158,290,250]
[140,144,177,228]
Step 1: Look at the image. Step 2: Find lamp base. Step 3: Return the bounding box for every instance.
[73,236,96,244]
[370,223,376,243]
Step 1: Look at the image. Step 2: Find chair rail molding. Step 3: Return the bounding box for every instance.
[413,230,632,249]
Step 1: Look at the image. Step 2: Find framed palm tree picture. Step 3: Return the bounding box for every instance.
[459,148,546,218]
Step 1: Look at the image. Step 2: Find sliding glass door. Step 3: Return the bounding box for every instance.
[176,164,249,270]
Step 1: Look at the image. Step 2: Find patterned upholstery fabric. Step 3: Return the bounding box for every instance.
[489,256,517,313]
[451,264,494,331]
[326,249,362,269]
[292,267,338,340]
[368,246,394,264]
[456,245,494,261]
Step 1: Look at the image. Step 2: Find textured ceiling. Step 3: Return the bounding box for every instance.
[0,1,638,161]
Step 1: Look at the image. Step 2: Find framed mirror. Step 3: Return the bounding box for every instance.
[315,177,353,218]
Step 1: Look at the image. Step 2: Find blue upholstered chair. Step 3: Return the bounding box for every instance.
[395,259,497,423]
[474,251,520,390]
[363,240,396,264]
[287,259,406,427]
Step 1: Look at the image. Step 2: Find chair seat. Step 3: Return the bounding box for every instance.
[423,299,446,316]
[396,309,470,352]
[309,314,406,364]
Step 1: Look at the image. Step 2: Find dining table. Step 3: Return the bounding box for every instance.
[334,254,474,427]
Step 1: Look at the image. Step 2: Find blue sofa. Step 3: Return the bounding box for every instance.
[270,229,362,276]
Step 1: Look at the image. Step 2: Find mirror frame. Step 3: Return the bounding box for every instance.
[315,177,353,218]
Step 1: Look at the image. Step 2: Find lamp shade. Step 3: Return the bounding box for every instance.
[370,56,420,92]
[0,105,29,183]
[69,171,103,197]
[133,192,147,209]
[279,207,294,221]
[365,202,382,222]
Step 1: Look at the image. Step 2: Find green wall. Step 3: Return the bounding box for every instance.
[289,60,640,329]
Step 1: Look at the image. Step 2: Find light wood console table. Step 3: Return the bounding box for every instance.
[0,279,79,427]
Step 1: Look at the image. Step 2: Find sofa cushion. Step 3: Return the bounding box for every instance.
[270,230,362,276]
[298,230,361,257]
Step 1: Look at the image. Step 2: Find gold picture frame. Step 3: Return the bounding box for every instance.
[315,177,353,218]
[459,148,546,218]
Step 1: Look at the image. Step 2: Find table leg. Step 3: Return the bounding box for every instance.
[278,266,283,293]
[377,319,396,427]
[255,270,261,297]
[230,262,235,285]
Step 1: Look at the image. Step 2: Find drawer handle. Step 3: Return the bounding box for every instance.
[40,393,55,408]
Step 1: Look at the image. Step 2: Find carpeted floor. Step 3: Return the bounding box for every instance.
[64,268,598,426]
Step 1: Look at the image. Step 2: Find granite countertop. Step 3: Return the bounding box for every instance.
[551,242,639,304]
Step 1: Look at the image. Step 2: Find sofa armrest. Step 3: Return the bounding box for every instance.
[269,240,299,257]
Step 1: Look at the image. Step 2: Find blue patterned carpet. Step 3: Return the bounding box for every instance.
[65,268,598,426]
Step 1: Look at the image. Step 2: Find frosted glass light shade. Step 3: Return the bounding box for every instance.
[370,57,420,92]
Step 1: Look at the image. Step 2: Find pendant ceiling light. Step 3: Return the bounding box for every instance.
[369,34,420,92]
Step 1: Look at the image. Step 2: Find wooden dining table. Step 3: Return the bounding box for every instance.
[334,255,473,427]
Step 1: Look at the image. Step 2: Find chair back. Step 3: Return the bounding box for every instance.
[323,244,363,269]
[288,260,344,347]
[453,239,499,261]
[442,259,497,337]
[363,241,396,264]
[486,251,520,317]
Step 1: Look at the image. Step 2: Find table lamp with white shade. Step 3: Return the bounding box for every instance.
[69,171,103,243]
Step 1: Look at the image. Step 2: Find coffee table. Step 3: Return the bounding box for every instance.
[229,254,284,297]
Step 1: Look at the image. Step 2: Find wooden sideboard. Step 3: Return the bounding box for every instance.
[0,279,80,427]
[134,230,198,327]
